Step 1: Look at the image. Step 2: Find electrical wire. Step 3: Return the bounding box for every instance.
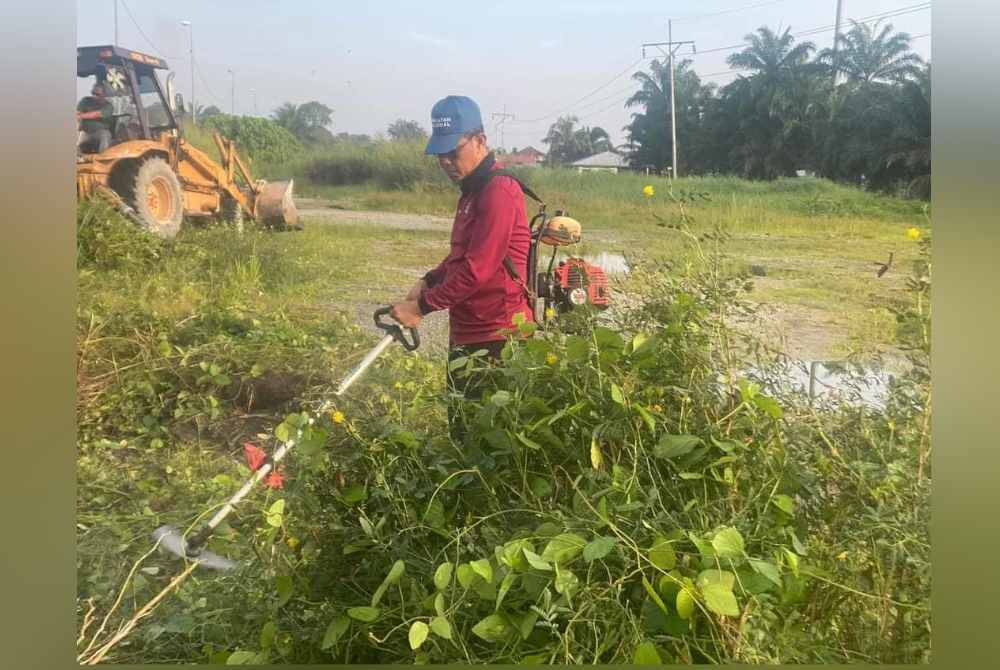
[508,55,647,124]
[672,0,788,23]
[119,0,182,60]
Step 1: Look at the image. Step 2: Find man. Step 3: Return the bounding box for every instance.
[77,83,114,153]
[390,95,534,439]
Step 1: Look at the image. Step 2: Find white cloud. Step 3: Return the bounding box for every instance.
[539,39,561,49]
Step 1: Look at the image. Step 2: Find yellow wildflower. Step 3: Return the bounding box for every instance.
[642,184,655,198]
[545,352,558,365]
[836,551,848,561]
[544,307,556,320]
[906,227,921,240]
[394,381,403,390]
[286,536,300,550]
[331,410,345,424]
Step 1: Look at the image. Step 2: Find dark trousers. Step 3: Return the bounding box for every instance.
[447,340,506,444]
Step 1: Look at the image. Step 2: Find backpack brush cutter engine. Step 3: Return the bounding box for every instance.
[492,170,612,321]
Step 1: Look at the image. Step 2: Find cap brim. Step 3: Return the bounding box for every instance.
[425,133,461,155]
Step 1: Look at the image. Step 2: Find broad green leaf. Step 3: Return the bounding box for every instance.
[471,613,512,642]
[649,536,677,570]
[528,475,553,498]
[590,437,603,470]
[274,574,293,607]
[371,560,406,606]
[678,471,704,479]
[748,558,782,587]
[583,536,617,563]
[517,611,539,640]
[346,606,380,623]
[341,484,367,505]
[408,621,429,650]
[265,499,285,527]
[610,383,625,405]
[491,390,512,407]
[522,548,553,571]
[752,393,783,419]
[697,569,736,591]
[274,422,291,443]
[783,548,800,577]
[321,616,350,649]
[711,527,745,560]
[676,587,696,619]
[456,563,477,588]
[635,404,656,431]
[423,497,445,528]
[642,576,669,615]
[259,621,277,650]
[634,640,662,665]
[433,592,446,616]
[554,566,580,598]
[515,432,543,450]
[226,650,265,665]
[654,434,702,460]
[540,532,587,565]
[499,539,532,570]
[433,562,454,591]
[470,558,493,584]
[702,582,740,616]
[771,494,795,515]
[430,616,452,640]
[496,571,517,611]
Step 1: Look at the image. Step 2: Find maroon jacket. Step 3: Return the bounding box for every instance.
[418,154,534,346]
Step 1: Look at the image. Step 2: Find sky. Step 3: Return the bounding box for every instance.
[77,1,931,149]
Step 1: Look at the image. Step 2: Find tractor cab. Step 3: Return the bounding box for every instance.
[76,45,181,152]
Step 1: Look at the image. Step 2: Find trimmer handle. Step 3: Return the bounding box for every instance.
[374,306,421,351]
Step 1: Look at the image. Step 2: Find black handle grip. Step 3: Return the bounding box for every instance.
[374,306,420,351]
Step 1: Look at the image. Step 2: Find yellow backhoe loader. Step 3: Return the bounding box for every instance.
[76,45,297,237]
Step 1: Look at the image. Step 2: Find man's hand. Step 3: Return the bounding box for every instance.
[390,300,423,329]
[405,279,427,302]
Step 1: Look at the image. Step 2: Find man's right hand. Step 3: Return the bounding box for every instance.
[405,279,427,302]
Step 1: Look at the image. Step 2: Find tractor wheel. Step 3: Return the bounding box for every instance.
[131,158,183,238]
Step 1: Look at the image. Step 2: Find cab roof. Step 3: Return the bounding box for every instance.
[77,45,169,77]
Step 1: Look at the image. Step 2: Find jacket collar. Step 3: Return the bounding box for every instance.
[459,152,497,196]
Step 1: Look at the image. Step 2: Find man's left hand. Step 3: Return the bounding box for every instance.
[390,300,423,329]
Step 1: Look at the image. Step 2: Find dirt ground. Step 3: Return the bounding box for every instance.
[297,197,902,366]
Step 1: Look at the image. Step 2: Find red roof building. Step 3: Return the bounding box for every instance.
[497,146,546,168]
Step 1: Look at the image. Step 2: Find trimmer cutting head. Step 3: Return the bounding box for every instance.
[152,525,239,572]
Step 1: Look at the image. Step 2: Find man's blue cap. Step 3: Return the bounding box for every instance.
[425,95,483,155]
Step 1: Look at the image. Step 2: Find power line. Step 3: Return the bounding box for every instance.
[508,55,647,124]
[692,2,931,56]
[673,0,788,23]
[119,0,181,59]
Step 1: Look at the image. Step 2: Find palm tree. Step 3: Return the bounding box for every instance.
[819,20,924,84]
[542,116,581,165]
[722,26,819,179]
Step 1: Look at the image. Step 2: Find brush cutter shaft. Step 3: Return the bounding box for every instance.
[201,439,293,533]
[335,334,395,396]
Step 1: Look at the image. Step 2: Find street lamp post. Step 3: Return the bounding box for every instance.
[227,69,235,116]
[180,20,194,124]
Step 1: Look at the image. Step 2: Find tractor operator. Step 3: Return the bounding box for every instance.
[77,82,114,153]
[390,95,534,440]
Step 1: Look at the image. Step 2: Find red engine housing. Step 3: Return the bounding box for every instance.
[555,257,610,308]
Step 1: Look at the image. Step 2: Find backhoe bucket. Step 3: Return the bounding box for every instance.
[254,179,298,229]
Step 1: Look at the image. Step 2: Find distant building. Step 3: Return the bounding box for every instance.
[497,146,546,168]
[569,151,629,174]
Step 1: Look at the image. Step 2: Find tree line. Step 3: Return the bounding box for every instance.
[545,21,930,198]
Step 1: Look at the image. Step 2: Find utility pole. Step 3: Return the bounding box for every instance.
[491,105,515,151]
[181,21,194,124]
[831,0,844,86]
[642,22,695,179]
[227,69,235,115]
[113,0,118,45]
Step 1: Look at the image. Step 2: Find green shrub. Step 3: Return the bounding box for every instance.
[304,139,449,190]
[198,115,303,166]
[76,198,161,271]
